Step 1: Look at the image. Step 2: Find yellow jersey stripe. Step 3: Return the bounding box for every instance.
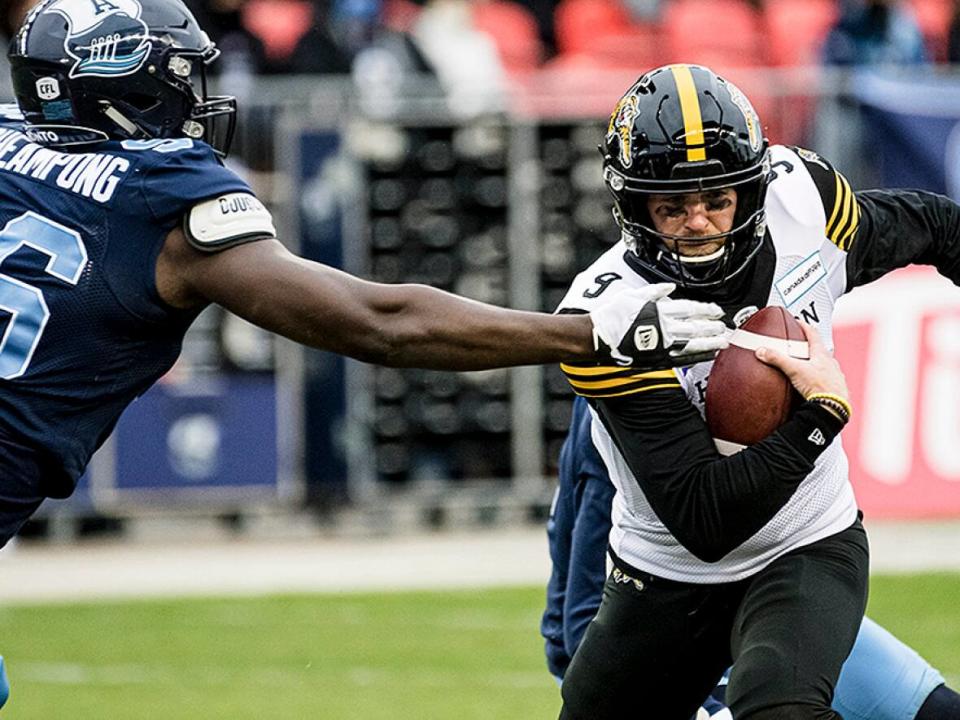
[830,176,853,245]
[570,382,682,399]
[671,65,707,162]
[560,364,677,380]
[826,171,844,233]
[828,174,859,248]
[566,374,677,391]
[837,195,860,251]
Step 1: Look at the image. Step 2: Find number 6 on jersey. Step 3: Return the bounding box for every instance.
[0,212,87,379]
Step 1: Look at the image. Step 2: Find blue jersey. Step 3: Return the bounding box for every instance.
[543,396,945,719]
[0,109,250,494]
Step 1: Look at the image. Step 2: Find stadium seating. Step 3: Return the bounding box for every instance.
[909,0,953,62]
[472,0,544,72]
[242,0,314,63]
[661,0,766,67]
[764,0,838,66]
[553,0,663,70]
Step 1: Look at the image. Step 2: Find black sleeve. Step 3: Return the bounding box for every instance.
[846,189,960,289]
[790,146,960,290]
[591,388,845,563]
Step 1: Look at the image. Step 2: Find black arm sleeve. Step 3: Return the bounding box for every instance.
[592,389,845,563]
[847,189,960,289]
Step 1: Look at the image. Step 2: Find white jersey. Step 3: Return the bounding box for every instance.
[558,145,859,583]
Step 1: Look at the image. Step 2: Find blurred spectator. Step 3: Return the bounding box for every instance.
[411,0,508,115]
[823,0,929,66]
[948,0,960,62]
[185,0,274,87]
[1,0,40,101]
[286,0,356,73]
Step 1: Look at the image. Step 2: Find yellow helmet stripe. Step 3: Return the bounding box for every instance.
[671,65,707,162]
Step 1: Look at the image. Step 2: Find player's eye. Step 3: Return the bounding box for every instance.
[706,197,732,212]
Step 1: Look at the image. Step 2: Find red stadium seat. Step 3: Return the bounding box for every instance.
[661,0,766,67]
[242,0,313,63]
[554,0,663,69]
[555,0,631,54]
[908,0,952,62]
[472,0,544,72]
[764,0,838,66]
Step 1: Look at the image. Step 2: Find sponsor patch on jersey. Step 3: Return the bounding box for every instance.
[49,0,152,79]
[185,193,276,253]
[607,94,639,168]
[774,252,826,307]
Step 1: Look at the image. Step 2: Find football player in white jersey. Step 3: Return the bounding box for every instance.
[556,64,960,720]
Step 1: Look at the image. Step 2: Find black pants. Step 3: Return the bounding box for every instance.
[559,520,869,720]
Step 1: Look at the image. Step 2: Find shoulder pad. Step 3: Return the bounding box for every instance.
[779,145,860,251]
[184,193,276,253]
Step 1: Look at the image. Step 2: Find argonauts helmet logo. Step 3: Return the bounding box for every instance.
[48,0,152,78]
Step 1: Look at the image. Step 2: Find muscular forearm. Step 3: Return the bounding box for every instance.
[363,283,594,370]
[188,240,597,370]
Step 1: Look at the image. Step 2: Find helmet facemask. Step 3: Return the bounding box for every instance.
[607,157,771,288]
[601,65,772,290]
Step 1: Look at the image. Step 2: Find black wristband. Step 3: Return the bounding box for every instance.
[775,403,846,464]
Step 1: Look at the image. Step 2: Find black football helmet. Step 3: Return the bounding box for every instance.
[8,0,236,155]
[601,64,771,288]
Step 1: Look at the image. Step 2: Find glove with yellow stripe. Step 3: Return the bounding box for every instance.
[589,283,728,368]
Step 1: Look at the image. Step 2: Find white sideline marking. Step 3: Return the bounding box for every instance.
[1,525,959,604]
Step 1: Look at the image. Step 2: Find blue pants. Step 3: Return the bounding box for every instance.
[0,655,9,708]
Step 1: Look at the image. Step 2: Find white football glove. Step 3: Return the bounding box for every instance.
[589,283,729,367]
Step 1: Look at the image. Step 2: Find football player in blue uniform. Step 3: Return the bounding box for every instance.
[0,1,733,708]
[543,395,960,720]
[0,0,731,549]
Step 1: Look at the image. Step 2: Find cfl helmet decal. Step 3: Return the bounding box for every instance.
[49,0,152,78]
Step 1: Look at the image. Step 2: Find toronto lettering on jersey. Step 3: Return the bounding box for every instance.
[0,128,130,203]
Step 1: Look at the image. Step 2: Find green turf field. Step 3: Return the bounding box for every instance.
[1,574,958,719]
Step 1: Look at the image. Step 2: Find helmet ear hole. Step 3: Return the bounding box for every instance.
[121,93,161,112]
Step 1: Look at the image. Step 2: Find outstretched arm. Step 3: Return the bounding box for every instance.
[157,230,727,371]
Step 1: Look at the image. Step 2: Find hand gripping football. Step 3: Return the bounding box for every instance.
[705,306,808,455]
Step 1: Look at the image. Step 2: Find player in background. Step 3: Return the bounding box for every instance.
[556,63,960,720]
[543,395,960,720]
[0,1,729,708]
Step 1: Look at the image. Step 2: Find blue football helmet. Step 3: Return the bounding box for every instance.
[8,0,237,155]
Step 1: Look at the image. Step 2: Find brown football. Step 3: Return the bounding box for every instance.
[705,306,808,453]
